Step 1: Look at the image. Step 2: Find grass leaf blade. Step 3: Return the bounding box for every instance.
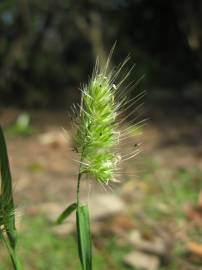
[56,203,77,224]
[76,205,92,270]
[0,125,17,248]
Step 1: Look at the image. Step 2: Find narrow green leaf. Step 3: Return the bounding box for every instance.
[76,205,92,270]
[56,203,77,224]
[0,125,17,249]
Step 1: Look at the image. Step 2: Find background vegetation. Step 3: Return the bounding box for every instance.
[0,0,202,111]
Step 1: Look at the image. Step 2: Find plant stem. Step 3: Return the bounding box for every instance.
[76,172,82,207]
[2,234,23,270]
[76,153,84,208]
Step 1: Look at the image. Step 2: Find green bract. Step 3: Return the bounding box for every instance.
[75,66,121,184]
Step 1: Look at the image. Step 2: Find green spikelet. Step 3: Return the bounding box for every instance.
[74,62,122,184]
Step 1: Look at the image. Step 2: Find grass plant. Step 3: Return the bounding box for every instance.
[57,53,143,270]
[0,126,23,270]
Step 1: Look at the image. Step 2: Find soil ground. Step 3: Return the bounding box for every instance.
[0,108,202,270]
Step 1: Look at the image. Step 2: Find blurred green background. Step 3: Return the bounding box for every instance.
[0,1,202,270]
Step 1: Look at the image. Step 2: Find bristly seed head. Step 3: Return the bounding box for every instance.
[73,55,143,185]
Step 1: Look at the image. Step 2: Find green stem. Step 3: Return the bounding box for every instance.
[76,153,84,208]
[2,234,23,270]
[76,172,82,207]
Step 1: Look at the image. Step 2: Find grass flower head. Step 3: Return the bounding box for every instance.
[74,56,143,185]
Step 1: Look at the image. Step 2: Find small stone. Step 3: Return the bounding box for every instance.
[38,130,69,148]
[89,194,126,220]
[124,251,160,270]
[127,230,167,257]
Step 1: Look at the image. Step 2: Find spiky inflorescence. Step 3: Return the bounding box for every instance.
[74,64,121,184]
[73,56,144,185]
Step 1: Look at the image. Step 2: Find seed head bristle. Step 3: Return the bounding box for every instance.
[73,56,144,184]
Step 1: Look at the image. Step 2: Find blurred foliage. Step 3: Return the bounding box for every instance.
[6,113,36,136]
[0,0,202,107]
